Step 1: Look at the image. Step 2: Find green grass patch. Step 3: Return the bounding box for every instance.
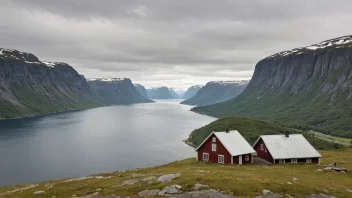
[1,149,351,198]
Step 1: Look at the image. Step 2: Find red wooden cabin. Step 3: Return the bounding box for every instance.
[195,130,256,165]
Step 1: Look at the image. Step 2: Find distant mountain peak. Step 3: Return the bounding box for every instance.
[268,35,352,58]
[181,80,249,106]
[0,48,71,68]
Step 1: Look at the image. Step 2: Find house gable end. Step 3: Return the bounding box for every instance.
[195,132,215,151]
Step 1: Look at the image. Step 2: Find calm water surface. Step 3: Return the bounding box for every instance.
[0,100,216,187]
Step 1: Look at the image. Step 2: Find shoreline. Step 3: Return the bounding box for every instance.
[0,100,156,122]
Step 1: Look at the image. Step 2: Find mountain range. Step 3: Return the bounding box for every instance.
[192,35,352,138]
[181,80,248,106]
[0,48,152,119]
[147,86,179,99]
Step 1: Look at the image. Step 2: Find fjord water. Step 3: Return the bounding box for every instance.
[0,100,215,187]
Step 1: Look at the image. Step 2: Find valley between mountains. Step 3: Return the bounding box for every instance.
[1,35,352,139]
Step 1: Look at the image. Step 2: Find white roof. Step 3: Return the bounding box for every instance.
[196,130,256,156]
[255,134,321,159]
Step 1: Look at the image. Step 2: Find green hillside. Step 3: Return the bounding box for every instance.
[186,117,343,150]
[0,84,101,119]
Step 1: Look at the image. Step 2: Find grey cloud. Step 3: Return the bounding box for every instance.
[1,0,352,88]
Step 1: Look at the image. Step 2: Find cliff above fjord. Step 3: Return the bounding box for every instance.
[0,48,102,119]
[192,35,352,137]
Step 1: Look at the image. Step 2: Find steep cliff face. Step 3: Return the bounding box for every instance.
[0,48,102,119]
[183,85,202,99]
[88,78,153,105]
[147,87,178,99]
[134,84,151,99]
[192,35,352,137]
[182,81,248,106]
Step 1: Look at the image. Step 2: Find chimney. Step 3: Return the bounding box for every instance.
[226,128,229,133]
[285,130,289,138]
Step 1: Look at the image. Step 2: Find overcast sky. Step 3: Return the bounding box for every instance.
[1,0,352,89]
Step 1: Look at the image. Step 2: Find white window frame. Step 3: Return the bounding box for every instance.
[245,154,249,161]
[306,158,312,164]
[212,143,217,151]
[212,137,216,143]
[202,153,209,162]
[279,159,285,164]
[218,155,224,164]
[291,158,297,163]
[261,144,264,151]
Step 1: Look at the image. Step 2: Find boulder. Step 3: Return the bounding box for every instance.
[33,191,45,195]
[121,179,138,186]
[157,173,181,182]
[158,185,182,196]
[262,189,272,195]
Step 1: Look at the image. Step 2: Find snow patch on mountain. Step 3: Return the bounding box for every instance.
[42,61,58,67]
[88,77,129,82]
[268,35,352,58]
[208,80,247,86]
[0,48,67,68]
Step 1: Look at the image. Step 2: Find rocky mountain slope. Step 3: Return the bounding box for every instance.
[192,35,352,138]
[147,87,179,99]
[88,78,153,105]
[181,81,248,106]
[134,84,151,99]
[0,48,102,119]
[183,85,202,99]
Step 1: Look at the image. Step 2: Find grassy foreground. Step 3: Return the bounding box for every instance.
[1,149,351,198]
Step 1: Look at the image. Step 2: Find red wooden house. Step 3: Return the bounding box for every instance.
[253,132,321,164]
[195,130,256,165]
